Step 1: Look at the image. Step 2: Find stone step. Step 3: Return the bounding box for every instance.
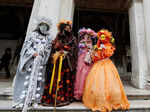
[0,101,150,112]
[0,87,12,100]
[127,90,150,100]
[1,87,150,100]
[124,82,150,100]
[1,81,150,101]
[1,89,150,101]
[1,94,150,101]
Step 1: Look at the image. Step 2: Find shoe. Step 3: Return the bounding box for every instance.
[12,103,24,109]
[32,103,39,108]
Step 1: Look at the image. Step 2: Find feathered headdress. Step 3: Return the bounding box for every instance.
[57,20,72,30]
[97,29,115,44]
[33,16,52,30]
[78,28,97,38]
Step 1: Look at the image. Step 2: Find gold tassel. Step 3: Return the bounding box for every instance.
[58,55,63,82]
[49,62,56,95]
[49,51,61,95]
[54,54,64,112]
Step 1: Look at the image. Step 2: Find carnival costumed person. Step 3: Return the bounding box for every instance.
[74,28,96,100]
[83,29,130,112]
[12,17,52,112]
[41,20,78,106]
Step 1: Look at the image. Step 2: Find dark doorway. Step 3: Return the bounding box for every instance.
[0,6,32,78]
[73,9,131,81]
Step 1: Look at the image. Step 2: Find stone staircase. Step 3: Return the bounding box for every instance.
[1,80,150,112]
[1,101,150,112]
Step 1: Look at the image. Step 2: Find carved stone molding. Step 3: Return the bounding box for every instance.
[75,0,130,11]
[0,0,34,7]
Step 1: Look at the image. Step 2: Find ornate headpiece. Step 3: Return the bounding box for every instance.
[78,28,97,38]
[57,20,72,30]
[97,29,115,43]
[33,16,52,30]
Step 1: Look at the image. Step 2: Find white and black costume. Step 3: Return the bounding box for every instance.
[12,17,52,112]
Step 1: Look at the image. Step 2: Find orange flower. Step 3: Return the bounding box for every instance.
[59,85,63,88]
[64,45,70,49]
[107,95,111,100]
[42,95,46,99]
[66,80,70,84]
[46,99,50,103]
[92,43,115,62]
[104,30,112,39]
[97,29,113,43]
[52,94,55,98]
[57,96,61,100]
[57,20,72,30]
[61,97,65,101]
[66,20,72,25]
[66,69,70,72]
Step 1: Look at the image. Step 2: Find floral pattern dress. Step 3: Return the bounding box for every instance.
[41,33,78,106]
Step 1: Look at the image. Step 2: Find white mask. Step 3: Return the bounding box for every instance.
[39,24,48,34]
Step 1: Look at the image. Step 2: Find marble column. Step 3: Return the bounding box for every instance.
[143,0,150,76]
[26,0,61,39]
[26,0,41,36]
[59,0,75,21]
[128,0,148,88]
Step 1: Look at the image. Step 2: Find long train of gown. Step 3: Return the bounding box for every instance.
[83,58,130,112]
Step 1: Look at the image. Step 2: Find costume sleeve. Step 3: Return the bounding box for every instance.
[67,36,78,70]
[92,43,115,62]
[104,43,115,57]
[18,32,38,73]
[92,50,102,62]
[52,36,63,51]
[62,36,77,52]
[96,39,101,48]
[20,32,38,57]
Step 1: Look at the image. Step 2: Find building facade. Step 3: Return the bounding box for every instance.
[24,0,150,89]
[0,0,149,89]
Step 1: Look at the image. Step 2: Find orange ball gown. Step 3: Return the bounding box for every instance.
[82,43,130,112]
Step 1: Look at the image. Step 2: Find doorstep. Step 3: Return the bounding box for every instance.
[0,101,150,112]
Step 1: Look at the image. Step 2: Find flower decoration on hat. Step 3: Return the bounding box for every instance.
[92,29,116,62]
[97,29,115,44]
[78,28,97,38]
[57,20,72,30]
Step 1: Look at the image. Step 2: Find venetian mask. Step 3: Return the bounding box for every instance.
[39,23,49,34]
[64,25,71,32]
[64,25,72,35]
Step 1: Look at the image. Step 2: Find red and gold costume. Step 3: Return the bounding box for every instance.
[41,20,78,106]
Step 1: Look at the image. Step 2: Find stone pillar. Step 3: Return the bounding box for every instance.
[26,0,61,38]
[143,0,150,75]
[59,0,75,21]
[26,0,41,36]
[129,0,148,88]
